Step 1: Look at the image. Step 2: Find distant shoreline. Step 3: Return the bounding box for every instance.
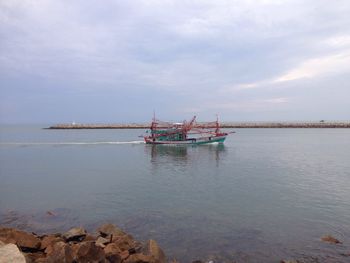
[47,122,350,129]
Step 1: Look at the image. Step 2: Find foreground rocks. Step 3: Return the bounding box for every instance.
[0,242,26,263]
[0,224,166,263]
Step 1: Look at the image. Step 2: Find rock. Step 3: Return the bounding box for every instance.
[0,227,41,250]
[120,250,130,260]
[321,235,342,244]
[124,253,156,263]
[45,241,74,263]
[71,241,105,262]
[63,227,86,242]
[23,252,46,263]
[96,236,110,248]
[98,223,126,239]
[142,239,166,263]
[106,254,122,263]
[112,234,135,251]
[280,260,301,263]
[0,243,26,263]
[104,242,122,256]
[84,234,97,242]
[104,243,122,262]
[40,235,63,250]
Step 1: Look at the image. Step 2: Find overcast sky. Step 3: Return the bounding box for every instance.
[1,0,350,123]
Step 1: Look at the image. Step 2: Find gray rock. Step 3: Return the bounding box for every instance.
[0,243,26,263]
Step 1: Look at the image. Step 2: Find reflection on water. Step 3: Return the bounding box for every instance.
[147,144,227,168]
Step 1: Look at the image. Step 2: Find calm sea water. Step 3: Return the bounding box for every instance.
[0,125,350,262]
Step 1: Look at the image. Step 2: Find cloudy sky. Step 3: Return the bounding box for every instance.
[1,0,350,123]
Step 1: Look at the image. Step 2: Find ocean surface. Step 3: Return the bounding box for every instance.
[0,125,350,262]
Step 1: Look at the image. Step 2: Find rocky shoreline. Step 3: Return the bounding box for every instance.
[0,224,348,263]
[0,224,167,263]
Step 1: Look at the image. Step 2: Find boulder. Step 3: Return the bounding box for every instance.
[321,235,342,244]
[23,252,46,263]
[40,235,63,250]
[71,241,105,262]
[0,243,26,263]
[0,227,41,250]
[96,236,110,248]
[45,241,74,263]
[106,254,122,263]
[98,223,126,239]
[84,234,97,242]
[143,239,166,263]
[112,234,135,251]
[63,227,86,242]
[124,253,156,263]
[104,243,122,256]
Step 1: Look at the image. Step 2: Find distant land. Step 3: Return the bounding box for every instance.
[47,121,350,129]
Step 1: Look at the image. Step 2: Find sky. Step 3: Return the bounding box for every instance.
[0,0,350,123]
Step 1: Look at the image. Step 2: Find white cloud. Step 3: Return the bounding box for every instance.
[274,51,350,83]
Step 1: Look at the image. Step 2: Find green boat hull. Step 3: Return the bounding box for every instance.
[145,135,227,145]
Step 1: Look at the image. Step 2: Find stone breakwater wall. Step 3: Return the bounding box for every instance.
[0,224,167,263]
[48,122,350,129]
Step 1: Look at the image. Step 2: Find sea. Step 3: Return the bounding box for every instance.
[0,125,350,262]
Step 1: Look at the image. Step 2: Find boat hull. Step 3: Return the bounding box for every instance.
[145,135,227,145]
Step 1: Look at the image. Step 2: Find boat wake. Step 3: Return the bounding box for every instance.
[0,141,145,146]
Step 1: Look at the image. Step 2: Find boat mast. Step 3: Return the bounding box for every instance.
[215,114,220,134]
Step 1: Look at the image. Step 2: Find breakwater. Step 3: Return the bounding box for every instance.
[47,121,350,129]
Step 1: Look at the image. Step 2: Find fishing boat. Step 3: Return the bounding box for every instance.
[144,115,233,145]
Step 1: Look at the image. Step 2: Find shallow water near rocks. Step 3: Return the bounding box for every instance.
[1,126,350,262]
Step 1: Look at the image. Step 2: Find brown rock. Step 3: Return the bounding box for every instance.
[98,223,125,238]
[84,234,97,242]
[40,235,63,250]
[143,239,166,263]
[124,253,156,263]
[96,236,110,248]
[104,242,122,255]
[112,234,135,251]
[321,235,342,244]
[63,227,86,242]
[34,258,48,263]
[72,241,105,262]
[120,250,130,260]
[104,243,122,263]
[45,241,74,263]
[0,227,41,250]
[106,255,122,263]
[23,252,46,263]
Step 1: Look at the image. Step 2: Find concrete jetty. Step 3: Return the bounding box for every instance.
[47,121,350,129]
